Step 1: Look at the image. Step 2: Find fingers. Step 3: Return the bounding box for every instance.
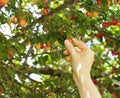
[63,50,69,55]
[73,39,88,50]
[64,40,77,56]
[63,47,81,56]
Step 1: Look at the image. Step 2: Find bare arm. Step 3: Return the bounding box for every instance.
[64,39,101,98]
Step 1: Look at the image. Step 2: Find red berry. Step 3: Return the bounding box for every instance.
[0,88,2,96]
[70,16,75,21]
[112,92,116,97]
[45,41,50,47]
[92,79,98,84]
[97,33,103,38]
[67,38,74,43]
[117,50,120,55]
[96,0,102,6]
[111,67,118,74]
[111,50,117,55]
[40,44,45,49]
[86,12,92,17]
[113,67,118,71]
[43,8,49,15]
[102,22,109,28]
[105,37,110,42]
[110,19,119,26]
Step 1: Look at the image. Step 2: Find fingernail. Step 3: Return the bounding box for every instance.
[73,38,76,42]
[65,40,70,45]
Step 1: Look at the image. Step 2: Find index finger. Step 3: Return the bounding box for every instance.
[73,39,88,50]
[64,40,77,56]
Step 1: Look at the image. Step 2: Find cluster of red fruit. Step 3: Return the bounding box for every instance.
[102,19,119,28]
[34,40,60,53]
[96,18,119,39]
[0,88,2,96]
[34,41,51,51]
[112,49,120,56]
[96,0,102,6]
[111,67,118,74]
[96,0,112,7]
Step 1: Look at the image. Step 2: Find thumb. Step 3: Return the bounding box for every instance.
[64,40,77,56]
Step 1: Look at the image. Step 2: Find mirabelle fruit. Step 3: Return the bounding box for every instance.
[19,19,27,27]
[0,0,9,6]
[43,8,49,15]
[53,40,59,47]
[92,11,99,17]
[65,56,71,62]
[44,46,50,51]
[34,44,41,50]
[52,49,57,53]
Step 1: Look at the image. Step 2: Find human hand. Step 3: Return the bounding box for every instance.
[64,39,95,76]
[64,39,102,98]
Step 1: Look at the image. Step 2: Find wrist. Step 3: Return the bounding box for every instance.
[75,71,91,82]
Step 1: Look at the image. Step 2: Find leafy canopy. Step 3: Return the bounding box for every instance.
[0,0,120,97]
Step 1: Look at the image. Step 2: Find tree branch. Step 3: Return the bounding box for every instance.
[38,68,68,77]
[25,0,78,29]
[92,25,120,42]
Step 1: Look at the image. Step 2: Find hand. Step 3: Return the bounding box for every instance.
[64,39,102,98]
[64,39,95,76]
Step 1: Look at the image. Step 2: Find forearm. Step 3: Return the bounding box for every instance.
[73,73,101,98]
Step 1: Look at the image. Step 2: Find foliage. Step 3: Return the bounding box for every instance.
[0,0,120,97]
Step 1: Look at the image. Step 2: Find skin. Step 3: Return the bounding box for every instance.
[64,39,101,98]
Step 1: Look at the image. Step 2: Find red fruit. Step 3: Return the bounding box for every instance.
[40,44,45,49]
[117,50,120,55]
[96,0,102,6]
[0,0,9,6]
[111,67,118,74]
[92,79,98,84]
[43,8,49,15]
[102,22,109,28]
[8,50,13,57]
[112,92,116,97]
[44,46,50,51]
[113,67,118,71]
[0,88,2,96]
[105,37,110,42]
[70,16,75,21]
[46,41,50,47]
[67,38,74,43]
[111,50,117,55]
[86,12,92,17]
[97,33,103,38]
[110,19,119,26]
[0,92,2,96]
